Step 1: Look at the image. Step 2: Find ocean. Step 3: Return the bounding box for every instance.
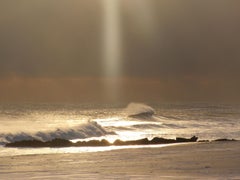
[0,102,239,156]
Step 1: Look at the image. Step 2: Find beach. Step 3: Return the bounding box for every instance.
[0,141,239,179]
[1,0,240,179]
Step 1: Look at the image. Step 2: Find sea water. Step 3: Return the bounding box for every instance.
[0,102,239,156]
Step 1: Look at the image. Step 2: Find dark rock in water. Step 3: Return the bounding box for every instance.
[113,136,198,146]
[113,139,128,146]
[75,139,111,147]
[5,136,199,148]
[176,136,198,142]
[198,140,210,142]
[113,138,149,146]
[151,136,197,144]
[151,137,176,144]
[214,138,236,142]
[5,139,45,147]
[131,138,149,145]
[46,138,72,147]
[6,138,72,147]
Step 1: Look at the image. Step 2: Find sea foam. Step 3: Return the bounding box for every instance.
[0,121,109,145]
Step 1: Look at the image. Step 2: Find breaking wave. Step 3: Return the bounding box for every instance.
[0,121,111,145]
[125,103,156,119]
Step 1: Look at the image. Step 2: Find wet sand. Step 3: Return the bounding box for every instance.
[0,141,239,179]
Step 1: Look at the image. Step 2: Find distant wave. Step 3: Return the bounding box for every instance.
[125,103,155,119]
[132,123,163,129]
[0,121,112,145]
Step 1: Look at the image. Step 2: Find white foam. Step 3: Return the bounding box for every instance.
[0,121,109,145]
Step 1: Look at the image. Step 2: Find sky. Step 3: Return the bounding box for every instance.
[0,0,240,103]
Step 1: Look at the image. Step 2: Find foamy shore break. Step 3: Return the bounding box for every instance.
[5,136,237,147]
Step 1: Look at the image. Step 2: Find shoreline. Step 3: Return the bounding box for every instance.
[0,141,239,179]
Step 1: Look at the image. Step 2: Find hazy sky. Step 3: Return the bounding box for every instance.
[0,0,240,103]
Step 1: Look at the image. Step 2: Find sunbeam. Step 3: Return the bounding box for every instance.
[102,0,122,101]
[103,0,121,77]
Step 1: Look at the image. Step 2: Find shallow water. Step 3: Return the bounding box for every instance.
[1,142,240,179]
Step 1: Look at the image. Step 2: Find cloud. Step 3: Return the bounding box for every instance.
[0,1,240,102]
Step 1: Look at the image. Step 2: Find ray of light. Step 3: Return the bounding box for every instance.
[102,0,122,101]
[103,0,121,77]
[102,0,156,101]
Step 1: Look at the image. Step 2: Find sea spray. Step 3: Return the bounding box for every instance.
[0,121,111,145]
[125,103,155,118]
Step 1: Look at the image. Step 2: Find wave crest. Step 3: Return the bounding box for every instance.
[0,121,110,145]
[125,103,155,118]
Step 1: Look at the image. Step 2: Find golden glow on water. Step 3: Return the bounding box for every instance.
[1,143,186,157]
[59,143,182,154]
[93,117,164,142]
[95,117,162,127]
